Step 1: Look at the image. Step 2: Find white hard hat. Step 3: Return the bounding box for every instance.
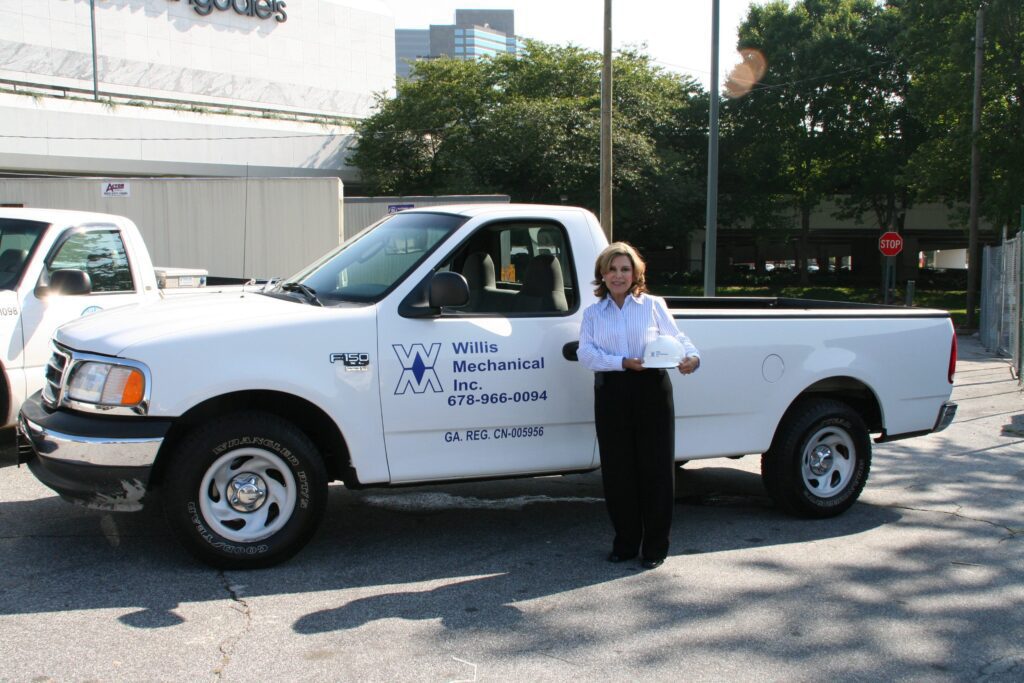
[643,334,685,368]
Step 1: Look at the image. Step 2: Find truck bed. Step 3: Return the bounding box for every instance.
[663,296,952,319]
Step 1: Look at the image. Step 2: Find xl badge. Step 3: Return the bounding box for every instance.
[331,352,370,371]
[393,343,443,395]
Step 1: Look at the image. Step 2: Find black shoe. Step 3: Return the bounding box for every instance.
[607,552,638,563]
[641,558,664,570]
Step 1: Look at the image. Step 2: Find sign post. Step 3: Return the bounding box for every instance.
[879,231,904,305]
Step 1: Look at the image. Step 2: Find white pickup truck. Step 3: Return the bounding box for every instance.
[17,204,958,569]
[0,208,212,435]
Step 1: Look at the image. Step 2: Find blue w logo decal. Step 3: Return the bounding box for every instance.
[393,343,443,395]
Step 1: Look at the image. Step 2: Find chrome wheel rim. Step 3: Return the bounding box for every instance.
[801,426,856,498]
[198,448,297,543]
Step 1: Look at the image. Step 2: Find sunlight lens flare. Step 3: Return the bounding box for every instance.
[725,49,767,98]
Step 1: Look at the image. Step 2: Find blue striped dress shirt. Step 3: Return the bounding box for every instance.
[578,293,700,372]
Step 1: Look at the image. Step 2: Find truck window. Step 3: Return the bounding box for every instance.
[0,218,47,291]
[47,230,134,293]
[445,221,576,315]
[286,211,467,304]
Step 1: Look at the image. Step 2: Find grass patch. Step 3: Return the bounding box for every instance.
[653,284,967,328]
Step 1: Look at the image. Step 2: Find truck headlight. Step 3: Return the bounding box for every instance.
[67,361,147,410]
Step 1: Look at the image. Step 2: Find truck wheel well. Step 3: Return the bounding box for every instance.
[784,377,882,434]
[150,391,353,487]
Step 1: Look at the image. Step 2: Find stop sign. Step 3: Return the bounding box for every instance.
[879,231,903,256]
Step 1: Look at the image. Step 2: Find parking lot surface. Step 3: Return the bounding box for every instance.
[0,334,1021,681]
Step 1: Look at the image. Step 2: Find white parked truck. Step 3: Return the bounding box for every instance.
[0,208,211,433]
[18,204,958,568]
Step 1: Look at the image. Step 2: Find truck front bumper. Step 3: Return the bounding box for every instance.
[17,392,173,511]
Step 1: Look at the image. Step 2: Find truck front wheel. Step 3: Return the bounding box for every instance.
[761,398,871,518]
[162,412,327,569]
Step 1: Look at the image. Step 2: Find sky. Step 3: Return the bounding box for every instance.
[379,0,774,88]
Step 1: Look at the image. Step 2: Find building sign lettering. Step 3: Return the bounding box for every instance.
[171,0,287,23]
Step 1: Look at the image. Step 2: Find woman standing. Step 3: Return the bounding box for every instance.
[577,242,700,569]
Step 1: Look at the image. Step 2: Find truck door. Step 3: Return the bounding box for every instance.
[377,219,597,483]
[19,226,141,400]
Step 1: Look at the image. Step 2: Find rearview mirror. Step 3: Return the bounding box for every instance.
[35,269,92,297]
[399,271,469,318]
[429,272,469,308]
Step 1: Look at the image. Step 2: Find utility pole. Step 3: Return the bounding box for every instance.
[90,0,100,100]
[966,2,985,329]
[599,0,613,241]
[703,0,720,296]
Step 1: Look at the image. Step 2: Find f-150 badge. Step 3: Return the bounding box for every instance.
[331,352,370,371]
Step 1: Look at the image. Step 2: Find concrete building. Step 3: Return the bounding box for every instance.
[0,0,397,185]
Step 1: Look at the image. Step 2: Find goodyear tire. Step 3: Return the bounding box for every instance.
[162,412,327,569]
[761,398,871,518]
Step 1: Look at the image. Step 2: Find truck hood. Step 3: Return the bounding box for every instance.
[54,291,359,357]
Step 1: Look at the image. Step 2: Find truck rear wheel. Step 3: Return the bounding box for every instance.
[761,398,871,518]
[162,412,327,569]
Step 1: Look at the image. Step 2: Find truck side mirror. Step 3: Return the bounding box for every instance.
[429,272,469,308]
[35,269,92,298]
[399,271,469,318]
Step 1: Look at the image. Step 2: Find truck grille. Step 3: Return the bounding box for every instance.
[42,345,70,407]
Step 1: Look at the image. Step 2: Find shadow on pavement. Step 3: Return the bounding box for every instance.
[0,466,895,631]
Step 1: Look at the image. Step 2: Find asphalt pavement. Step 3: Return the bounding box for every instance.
[0,333,1021,682]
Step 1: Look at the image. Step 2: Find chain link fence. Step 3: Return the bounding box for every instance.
[980,236,1022,378]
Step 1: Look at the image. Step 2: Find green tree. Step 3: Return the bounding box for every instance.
[728,0,897,280]
[351,42,708,248]
[896,0,1024,232]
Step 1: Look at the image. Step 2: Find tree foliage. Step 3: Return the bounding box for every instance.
[354,1,1024,265]
[896,0,1024,230]
[352,42,708,248]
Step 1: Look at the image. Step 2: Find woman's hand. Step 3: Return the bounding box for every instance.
[622,357,646,371]
[677,356,700,375]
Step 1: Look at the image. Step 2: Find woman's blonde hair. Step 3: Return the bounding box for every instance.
[592,242,647,298]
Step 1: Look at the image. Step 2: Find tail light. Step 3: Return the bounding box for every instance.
[948,332,957,384]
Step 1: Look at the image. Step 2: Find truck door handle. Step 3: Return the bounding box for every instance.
[562,341,579,361]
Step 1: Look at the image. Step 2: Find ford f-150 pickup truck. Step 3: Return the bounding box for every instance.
[17,204,958,568]
[0,208,212,435]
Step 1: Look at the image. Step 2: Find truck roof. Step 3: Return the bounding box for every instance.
[0,207,132,226]
[399,203,588,218]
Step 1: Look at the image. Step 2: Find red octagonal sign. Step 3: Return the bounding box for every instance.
[879,231,903,256]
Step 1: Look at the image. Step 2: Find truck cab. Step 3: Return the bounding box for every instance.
[0,208,160,428]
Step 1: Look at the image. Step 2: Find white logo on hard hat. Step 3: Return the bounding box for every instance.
[643,335,685,368]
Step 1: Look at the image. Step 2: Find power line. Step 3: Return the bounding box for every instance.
[743,60,896,94]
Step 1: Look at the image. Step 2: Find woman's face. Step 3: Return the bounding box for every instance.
[603,254,635,299]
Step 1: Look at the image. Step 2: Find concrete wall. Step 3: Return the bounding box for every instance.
[0,92,360,180]
[0,177,343,279]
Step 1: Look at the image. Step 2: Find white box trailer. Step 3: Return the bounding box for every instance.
[0,177,344,281]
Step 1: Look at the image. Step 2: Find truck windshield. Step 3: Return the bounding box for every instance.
[0,219,47,291]
[277,212,468,304]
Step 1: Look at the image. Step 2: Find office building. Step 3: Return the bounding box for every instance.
[395,8,524,79]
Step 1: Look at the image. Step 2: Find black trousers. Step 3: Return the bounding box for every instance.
[594,368,676,561]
